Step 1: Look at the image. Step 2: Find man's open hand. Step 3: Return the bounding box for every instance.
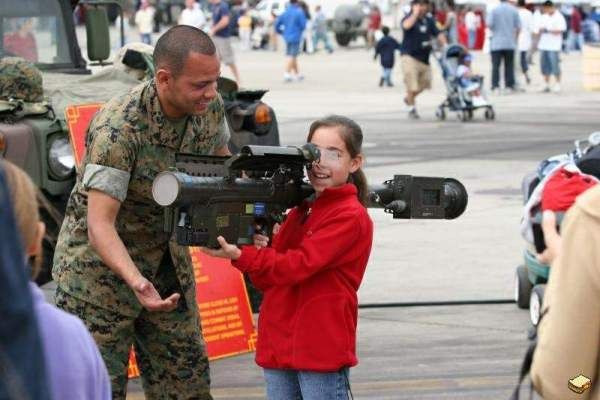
[131,276,180,312]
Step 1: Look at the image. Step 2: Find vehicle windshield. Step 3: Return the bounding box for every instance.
[0,0,74,69]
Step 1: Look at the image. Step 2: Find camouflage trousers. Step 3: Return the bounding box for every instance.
[55,267,212,400]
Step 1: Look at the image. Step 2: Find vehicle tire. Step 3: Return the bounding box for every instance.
[335,33,352,46]
[485,107,495,120]
[515,265,532,309]
[435,106,446,120]
[529,284,546,326]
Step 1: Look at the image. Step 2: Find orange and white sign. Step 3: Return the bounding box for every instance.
[64,104,257,377]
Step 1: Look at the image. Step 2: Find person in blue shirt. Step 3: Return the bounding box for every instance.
[374,26,401,87]
[209,0,241,85]
[275,0,307,82]
[400,0,447,119]
[486,0,521,91]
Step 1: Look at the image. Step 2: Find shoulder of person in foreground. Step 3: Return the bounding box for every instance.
[530,185,600,399]
[31,284,111,399]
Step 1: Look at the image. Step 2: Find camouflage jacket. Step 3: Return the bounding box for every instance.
[53,79,229,317]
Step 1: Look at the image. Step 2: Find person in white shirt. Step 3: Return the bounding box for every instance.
[464,7,479,49]
[179,0,206,31]
[135,0,155,45]
[537,0,566,92]
[517,0,533,84]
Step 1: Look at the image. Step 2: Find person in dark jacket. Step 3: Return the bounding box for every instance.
[203,115,374,400]
[374,26,401,87]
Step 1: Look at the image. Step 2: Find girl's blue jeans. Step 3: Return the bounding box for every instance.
[264,368,350,400]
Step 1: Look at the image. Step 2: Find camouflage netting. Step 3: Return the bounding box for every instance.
[0,57,43,103]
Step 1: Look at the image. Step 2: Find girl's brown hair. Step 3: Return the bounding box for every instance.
[2,160,42,278]
[307,115,369,206]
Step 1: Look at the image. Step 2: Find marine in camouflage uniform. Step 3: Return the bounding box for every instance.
[53,71,229,398]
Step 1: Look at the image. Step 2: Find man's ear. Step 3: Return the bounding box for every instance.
[156,68,171,87]
[27,221,45,258]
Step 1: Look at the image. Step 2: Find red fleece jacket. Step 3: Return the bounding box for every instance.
[232,184,373,372]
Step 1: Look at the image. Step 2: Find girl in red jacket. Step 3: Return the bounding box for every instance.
[203,115,374,399]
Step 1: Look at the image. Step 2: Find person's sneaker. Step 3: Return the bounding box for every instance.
[551,83,561,93]
[408,108,420,119]
[283,73,293,82]
[541,85,551,93]
[294,74,304,82]
[525,74,531,85]
[379,77,384,87]
[490,87,500,95]
[387,81,394,87]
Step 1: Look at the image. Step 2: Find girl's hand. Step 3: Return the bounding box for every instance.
[200,236,242,260]
[253,233,270,249]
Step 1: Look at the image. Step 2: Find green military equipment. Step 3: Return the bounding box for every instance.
[0,0,280,285]
[152,144,469,249]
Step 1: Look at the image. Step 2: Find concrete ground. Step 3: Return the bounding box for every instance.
[74,25,600,399]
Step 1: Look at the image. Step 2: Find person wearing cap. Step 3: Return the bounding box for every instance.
[400,0,447,119]
[536,0,566,93]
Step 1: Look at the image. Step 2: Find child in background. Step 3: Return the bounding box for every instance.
[203,115,374,400]
[374,26,401,87]
[456,53,487,106]
[2,160,111,400]
[238,9,253,50]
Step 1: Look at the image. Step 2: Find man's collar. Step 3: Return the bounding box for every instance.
[142,80,188,149]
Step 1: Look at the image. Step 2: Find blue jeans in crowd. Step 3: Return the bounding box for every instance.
[381,67,392,86]
[140,33,152,45]
[540,50,560,77]
[491,49,515,89]
[264,368,350,400]
[313,31,333,53]
[468,29,477,49]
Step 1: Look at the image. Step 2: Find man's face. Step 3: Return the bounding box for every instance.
[186,0,195,9]
[543,5,554,14]
[418,3,428,17]
[161,52,221,117]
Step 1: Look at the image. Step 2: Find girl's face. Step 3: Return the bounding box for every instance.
[308,126,363,197]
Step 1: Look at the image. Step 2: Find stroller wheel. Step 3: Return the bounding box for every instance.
[515,265,532,309]
[529,284,546,327]
[458,110,469,122]
[485,107,495,120]
[467,109,474,120]
[435,107,446,120]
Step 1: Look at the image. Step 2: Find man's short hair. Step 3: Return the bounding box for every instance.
[153,25,216,77]
[411,0,430,5]
[517,0,526,6]
[543,0,554,6]
[381,26,390,36]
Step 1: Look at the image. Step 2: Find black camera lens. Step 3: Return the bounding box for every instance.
[443,178,468,219]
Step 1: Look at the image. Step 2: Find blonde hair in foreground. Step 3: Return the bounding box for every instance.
[2,160,42,278]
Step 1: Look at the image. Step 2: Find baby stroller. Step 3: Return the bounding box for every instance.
[515,132,600,327]
[434,44,495,122]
